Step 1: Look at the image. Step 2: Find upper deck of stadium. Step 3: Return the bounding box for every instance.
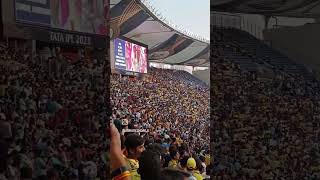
[110,0,210,67]
[212,0,320,18]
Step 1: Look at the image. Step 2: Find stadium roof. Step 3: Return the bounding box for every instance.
[212,0,320,18]
[110,0,210,67]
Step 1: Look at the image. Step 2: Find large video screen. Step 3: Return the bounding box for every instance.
[15,0,106,35]
[114,38,148,74]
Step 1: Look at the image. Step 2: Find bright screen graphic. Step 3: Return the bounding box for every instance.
[15,0,106,35]
[114,38,148,74]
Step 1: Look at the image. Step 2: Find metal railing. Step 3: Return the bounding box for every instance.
[211,12,264,40]
[211,12,241,29]
[140,0,210,43]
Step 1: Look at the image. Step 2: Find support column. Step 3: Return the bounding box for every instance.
[32,40,36,59]
[264,15,271,29]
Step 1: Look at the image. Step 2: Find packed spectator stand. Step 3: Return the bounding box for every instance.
[110,67,211,180]
[4,23,320,180]
[212,27,314,79]
[0,42,107,180]
[211,27,320,179]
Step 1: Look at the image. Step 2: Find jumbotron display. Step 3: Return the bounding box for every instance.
[114,38,148,74]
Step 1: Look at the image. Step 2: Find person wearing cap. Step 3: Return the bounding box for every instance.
[178,156,197,180]
[187,158,203,180]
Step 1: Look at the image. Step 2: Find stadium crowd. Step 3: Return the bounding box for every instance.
[110,67,211,180]
[0,42,107,180]
[211,27,320,179]
[6,25,320,180]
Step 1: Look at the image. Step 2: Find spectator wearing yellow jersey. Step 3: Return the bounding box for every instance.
[187,158,203,180]
[168,149,180,169]
[124,134,145,173]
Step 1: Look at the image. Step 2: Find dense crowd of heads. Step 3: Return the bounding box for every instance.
[110,68,210,179]
[0,43,107,180]
[5,26,319,180]
[0,40,210,180]
[211,27,320,179]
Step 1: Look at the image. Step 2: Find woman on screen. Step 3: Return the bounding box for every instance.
[51,0,60,27]
[133,44,140,72]
[50,0,81,31]
[70,0,82,31]
[135,45,141,73]
[91,0,106,34]
[126,42,133,71]
[140,47,147,73]
[132,44,138,72]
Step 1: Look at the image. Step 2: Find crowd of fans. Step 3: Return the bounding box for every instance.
[211,27,320,179]
[110,67,210,180]
[6,25,320,180]
[0,42,107,180]
[0,39,210,180]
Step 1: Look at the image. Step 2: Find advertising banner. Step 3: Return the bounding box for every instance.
[31,29,107,47]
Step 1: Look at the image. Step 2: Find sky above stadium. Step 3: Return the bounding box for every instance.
[148,0,210,40]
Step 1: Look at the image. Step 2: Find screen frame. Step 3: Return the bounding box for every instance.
[13,0,107,36]
[114,36,149,74]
